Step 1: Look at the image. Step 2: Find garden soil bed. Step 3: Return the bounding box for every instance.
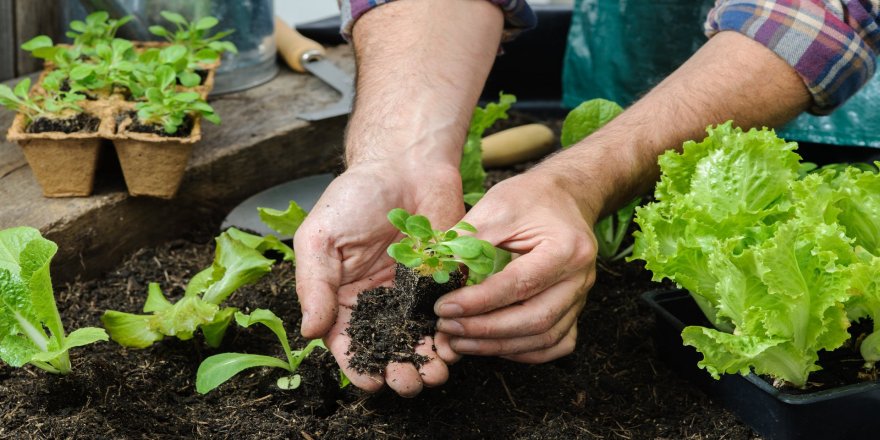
[0,113,760,439]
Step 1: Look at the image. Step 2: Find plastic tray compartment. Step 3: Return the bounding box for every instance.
[642,289,880,440]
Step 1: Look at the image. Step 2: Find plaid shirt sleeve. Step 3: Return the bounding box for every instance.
[705,1,880,114]
[339,0,536,42]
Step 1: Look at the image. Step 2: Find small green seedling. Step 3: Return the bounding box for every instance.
[0,227,108,374]
[386,209,497,284]
[461,93,516,206]
[0,78,86,123]
[595,197,641,262]
[134,65,220,134]
[66,11,133,50]
[149,11,238,70]
[195,309,331,393]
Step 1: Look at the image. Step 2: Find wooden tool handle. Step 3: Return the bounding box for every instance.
[274,16,326,73]
[482,124,555,168]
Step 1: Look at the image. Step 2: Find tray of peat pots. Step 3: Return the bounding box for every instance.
[1,10,233,198]
[632,123,880,440]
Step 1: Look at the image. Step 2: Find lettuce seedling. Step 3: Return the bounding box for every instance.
[561,98,639,262]
[149,11,238,70]
[66,11,132,51]
[68,38,138,96]
[0,227,108,374]
[461,93,515,206]
[386,209,496,284]
[102,228,293,348]
[0,78,86,123]
[134,65,219,134]
[196,309,330,393]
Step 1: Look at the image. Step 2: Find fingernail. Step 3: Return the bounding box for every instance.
[438,319,464,335]
[452,339,478,353]
[437,302,463,317]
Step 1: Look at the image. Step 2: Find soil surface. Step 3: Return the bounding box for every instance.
[0,113,765,439]
[346,266,465,375]
[124,112,194,138]
[27,113,101,134]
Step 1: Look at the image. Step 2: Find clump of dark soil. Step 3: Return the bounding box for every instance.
[346,265,464,375]
[27,113,101,134]
[123,111,194,138]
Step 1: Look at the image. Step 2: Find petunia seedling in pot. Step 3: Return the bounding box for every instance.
[0,227,108,374]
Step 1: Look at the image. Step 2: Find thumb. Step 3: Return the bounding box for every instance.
[293,230,341,339]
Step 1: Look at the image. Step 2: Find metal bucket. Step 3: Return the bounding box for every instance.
[65,0,278,95]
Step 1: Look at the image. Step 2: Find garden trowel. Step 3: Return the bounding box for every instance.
[220,124,555,239]
[274,17,354,121]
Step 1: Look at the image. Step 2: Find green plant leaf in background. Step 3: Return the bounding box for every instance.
[560,98,623,148]
[461,93,516,205]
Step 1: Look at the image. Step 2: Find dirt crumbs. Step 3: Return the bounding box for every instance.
[27,113,101,134]
[346,265,464,375]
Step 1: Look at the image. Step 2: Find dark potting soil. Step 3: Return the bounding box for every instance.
[27,113,101,134]
[124,112,194,138]
[346,266,465,375]
[0,113,762,439]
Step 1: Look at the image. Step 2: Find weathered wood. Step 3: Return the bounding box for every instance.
[0,0,14,80]
[14,0,61,75]
[0,46,355,282]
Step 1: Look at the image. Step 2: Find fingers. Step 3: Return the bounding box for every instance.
[448,304,582,357]
[501,324,579,364]
[435,237,590,318]
[414,336,449,387]
[385,362,422,397]
[433,332,462,364]
[293,223,342,339]
[436,275,589,339]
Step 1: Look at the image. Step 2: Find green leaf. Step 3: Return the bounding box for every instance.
[160,11,188,26]
[560,99,623,148]
[234,309,293,365]
[195,17,219,30]
[160,45,188,64]
[21,35,53,51]
[0,85,19,107]
[404,215,433,240]
[442,236,484,259]
[387,243,423,268]
[200,232,275,305]
[143,283,172,313]
[149,25,169,37]
[387,208,410,233]
[178,71,201,88]
[13,79,30,100]
[224,227,295,262]
[461,93,515,203]
[258,200,308,237]
[277,374,302,390]
[453,221,477,233]
[100,310,164,348]
[196,353,292,394]
[201,306,237,348]
[432,270,450,284]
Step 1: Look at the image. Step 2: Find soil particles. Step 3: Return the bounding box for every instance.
[0,113,762,439]
[126,113,194,138]
[27,113,101,134]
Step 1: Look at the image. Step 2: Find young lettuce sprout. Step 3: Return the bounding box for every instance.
[386,209,497,284]
[102,201,306,349]
[149,11,238,70]
[0,227,108,374]
[66,11,133,51]
[134,65,220,134]
[195,309,340,393]
[0,78,86,123]
[461,93,515,206]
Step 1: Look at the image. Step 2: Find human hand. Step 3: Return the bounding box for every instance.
[434,170,597,363]
[293,158,464,396]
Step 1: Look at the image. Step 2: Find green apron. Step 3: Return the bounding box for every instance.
[562,0,880,148]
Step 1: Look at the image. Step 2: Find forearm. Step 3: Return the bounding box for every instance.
[345,0,503,167]
[538,31,811,222]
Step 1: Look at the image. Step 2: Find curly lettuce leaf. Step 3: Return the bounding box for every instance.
[258,200,307,239]
[461,93,515,205]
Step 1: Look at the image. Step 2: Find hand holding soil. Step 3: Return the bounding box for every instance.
[435,170,597,362]
[293,160,464,396]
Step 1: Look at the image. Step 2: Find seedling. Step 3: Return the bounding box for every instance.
[0,227,108,374]
[595,197,641,263]
[386,209,496,284]
[196,309,334,393]
[102,202,306,349]
[134,65,220,134]
[68,38,137,96]
[66,11,132,51]
[461,93,515,206]
[0,78,85,123]
[149,11,238,70]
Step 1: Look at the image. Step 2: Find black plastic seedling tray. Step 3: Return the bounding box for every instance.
[643,289,880,440]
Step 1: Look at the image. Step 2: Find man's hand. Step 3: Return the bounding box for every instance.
[294,159,464,397]
[434,171,597,362]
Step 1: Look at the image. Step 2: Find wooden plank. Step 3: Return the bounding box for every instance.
[0,0,13,80]
[0,46,355,283]
[14,0,60,76]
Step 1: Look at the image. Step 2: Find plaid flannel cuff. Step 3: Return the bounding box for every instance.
[706,0,880,114]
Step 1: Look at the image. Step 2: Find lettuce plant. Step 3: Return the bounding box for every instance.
[66,11,132,51]
[461,93,515,206]
[102,202,306,348]
[632,122,880,387]
[386,209,497,284]
[134,65,219,134]
[0,78,85,123]
[0,227,108,374]
[149,11,238,70]
[196,309,329,393]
